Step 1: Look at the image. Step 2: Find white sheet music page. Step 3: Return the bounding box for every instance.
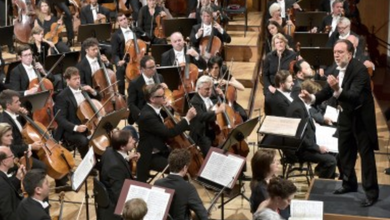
[315,124,338,153]
[259,116,301,137]
[289,200,323,220]
[324,105,339,122]
[71,147,96,191]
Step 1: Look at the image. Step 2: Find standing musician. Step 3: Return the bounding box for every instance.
[111,12,146,95]
[48,0,75,47]
[8,45,57,97]
[190,6,231,51]
[76,37,112,88]
[54,67,100,159]
[161,32,207,70]
[137,0,167,45]
[16,169,51,220]
[136,84,197,182]
[0,146,25,220]
[100,129,140,220]
[189,75,225,156]
[127,55,167,124]
[155,149,208,220]
[80,0,111,24]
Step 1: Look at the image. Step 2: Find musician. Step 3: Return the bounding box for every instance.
[80,0,111,24]
[319,0,349,17]
[0,50,5,92]
[16,169,51,220]
[266,0,301,20]
[122,198,148,220]
[155,149,208,220]
[8,45,56,97]
[268,3,290,28]
[100,129,140,220]
[312,0,343,36]
[161,32,207,70]
[0,146,25,220]
[76,37,112,88]
[265,21,294,54]
[346,35,375,70]
[190,6,231,51]
[111,12,146,95]
[291,60,314,99]
[326,17,358,48]
[137,0,167,45]
[265,70,293,117]
[54,67,99,159]
[195,0,226,25]
[127,55,166,124]
[136,84,197,182]
[28,27,55,63]
[189,75,225,156]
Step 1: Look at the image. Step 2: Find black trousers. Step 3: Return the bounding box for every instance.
[53,2,74,41]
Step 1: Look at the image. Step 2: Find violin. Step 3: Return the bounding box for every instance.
[20,113,75,180]
[13,153,30,198]
[125,24,147,81]
[164,0,187,17]
[13,0,36,43]
[199,21,222,62]
[44,14,64,45]
[154,14,165,39]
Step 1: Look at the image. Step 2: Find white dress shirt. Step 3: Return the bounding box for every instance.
[22,63,37,82]
[121,27,134,43]
[91,5,99,21]
[70,87,85,107]
[174,49,185,65]
[4,110,23,132]
[86,55,100,76]
[142,73,155,85]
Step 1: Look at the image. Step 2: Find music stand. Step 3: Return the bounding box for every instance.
[20,91,50,113]
[77,23,112,43]
[151,45,173,65]
[163,18,197,40]
[0,25,13,47]
[45,51,81,74]
[156,66,181,89]
[90,108,129,141]
[300,47,334,69]
[299,0,322,11]
[294,32,330,47]
[295,11,327,29]
[4,61,21,84]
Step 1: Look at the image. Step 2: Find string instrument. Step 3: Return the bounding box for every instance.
[199,22,222,61]
[44,14,64,45]
[20,113,75,180]
[125,25,147,81]
[52,192,65,220]
[92,53,127,114]
[118,0,132,15]
[284,8,296,38]
[13,0,36,43]
[289,42,300,74]
[164,0,187,17]
[153,14,165,39]
[94,14,107,24]
[68,0,81,34]
[76,89,110,155]
[13,153,30,197]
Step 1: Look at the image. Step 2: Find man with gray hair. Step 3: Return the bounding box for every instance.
[326,17,358,48]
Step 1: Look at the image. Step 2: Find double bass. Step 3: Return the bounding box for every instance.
[13,0,36,43]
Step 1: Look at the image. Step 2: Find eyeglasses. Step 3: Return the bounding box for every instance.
[6,154,15,159]
[145,66,156,70]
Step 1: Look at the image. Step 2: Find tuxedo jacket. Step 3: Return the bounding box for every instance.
[76,57,113,88]
[319,0,349,16]
[154,175,208,220]
[80,4,111,24]
[326,30,359,48]
[319,14,332,32]
[0,172,22,220]
[266,90,292,117]
[160,48,207,70]
[16,197,50,220]
[111,27,145,65]
[0,112,28,157]
[126,73,164,124]
[189,24,231,49]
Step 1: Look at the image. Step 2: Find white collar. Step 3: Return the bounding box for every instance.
[299,97,312,111]
[32,197,50,209]
[117,150,128,161]
[4,110,18,119]
[199,94,212,104]
[121,27,132,33]
[22,63,34,71]
[276,88,292,101]
[338,32,350,39]
[174,49,184,55]
[90,4,99,10]
[69,86,82,94]
[142,73,154,84]
[86,55,98,64]
[147,103,162,115]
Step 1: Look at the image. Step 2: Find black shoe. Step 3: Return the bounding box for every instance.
[67,40,73,48]
[360,198,378,207]
[55,184,73,193]
[333,187,357,194]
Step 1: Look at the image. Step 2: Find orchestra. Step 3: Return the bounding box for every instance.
[0,0,387,219]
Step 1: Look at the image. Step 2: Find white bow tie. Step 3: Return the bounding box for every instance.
[91,6,98,11]
[336,66,347,71]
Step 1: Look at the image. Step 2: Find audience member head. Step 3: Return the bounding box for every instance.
[23,169,49,200]
[250,149,279,189]
[274,70,293,92]
[196,75,213,98]
[168,148,191,174]
[122,198,148,220]
[267,177,297,210]
[0,123,13,146]
[0,89,21,113]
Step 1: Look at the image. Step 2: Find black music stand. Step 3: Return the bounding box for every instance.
[299,0,322,11]
[0,25,13,47]
[77,23,112,43]
[300,47,333,69]
[151,45,173,65]
[295,11,327,29]
[90,108,129,141]
[20,90,50,113]
[163,18,197,40]
[156,66,181,89]
[294,32,330,47]
[45,51,80,89]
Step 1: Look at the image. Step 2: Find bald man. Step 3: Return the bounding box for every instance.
[346,35,374,70]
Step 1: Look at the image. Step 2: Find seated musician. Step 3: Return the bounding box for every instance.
[346,35,375,70]
[122,198,148,220]
[54,66,100,159]
[190,6,231,51]
[28,27,55,62]
[76,37,112,88]
[80,0,111,24]
[189,75,225,156]
[0,146,25,220]
[136,84,197,182]
[138,0,167,45]
[265,70,293,117]
[111,12,146,95]
[127,55,167,124]
[265,20,294,54]
[286,80,337,179]
[206,55,247,121]
[320,0,349,16]
[290,60,314,99]
[8,45,57,97]
[326,17,359,48]
[34,0,71,53]
[194,0,227,25]
[46,0,75,47]
[161,32,207,70]
[311,0,343,36]
[155,149,208,220]
[16,169,51,220]
[100,129,140,220]
[268,3,294,29]
[266,0,302,20]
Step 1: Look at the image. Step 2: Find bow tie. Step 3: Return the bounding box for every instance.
[124,29,131,33]
[74,90,82,94]
[91,6,98,11]
[90,59,98,64]
[336,66,347,71]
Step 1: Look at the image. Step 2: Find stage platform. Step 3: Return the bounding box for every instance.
[307,179,390,220]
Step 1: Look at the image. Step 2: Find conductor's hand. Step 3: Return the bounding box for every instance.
[327,75,340,92]
[185,107,197,121]
[76,125,88,133]
[299,90,313,103]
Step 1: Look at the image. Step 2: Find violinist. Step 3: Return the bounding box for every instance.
[76,37,112,87]
[8,45,57,96]
[190,6,231,50]
[127,55,166,124]
[138,0,167,45]
[161,32,207,70]
[111,12,146,95]
[189,75,225,156]
[0,146,25,220]
[80,0,111,24]
[268,3,294,29]
[16,169,51,220]
[311,0,343,36]
[136,84,197,182]
[28,27,55,62]
[265,21,294,54]
[319,0,349,16]
[100,129,140,220]
[266,0,301,20]
[54,67,99,159]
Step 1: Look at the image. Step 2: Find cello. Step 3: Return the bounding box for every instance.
[13,0,36,43]
[164,0,187,17]
[125,24,147,81]
[199,21,222,62]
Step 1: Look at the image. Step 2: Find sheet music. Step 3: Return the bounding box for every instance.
[315,125,338,153]
[289,200,323,220]
[324,105,339,122]
[71,147,95,191]
[125,185,171,220]
[200,152,243,188]
[259,116,301,137]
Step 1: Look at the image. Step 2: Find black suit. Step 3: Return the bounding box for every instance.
[319,0,349,16]
[0,172,22,220]
[0,50,6,92]
[100,147,133,220]
[314,58,379,198]
[136,104,189,182]
[80,4,111,24]
[126,74,164,124]
[326,30,359,48]
[189,24,231,50]
[161,49,207,70]
[319,14,333,33]
[265,90,292,117]
[16,197,50,220]
[76,57,113,88]
[154,174,208,220]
